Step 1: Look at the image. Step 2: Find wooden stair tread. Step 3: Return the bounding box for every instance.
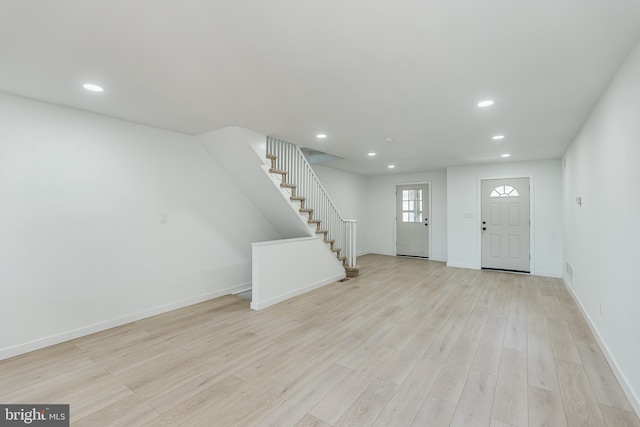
[267,150,356,271]
[345,265,360,277]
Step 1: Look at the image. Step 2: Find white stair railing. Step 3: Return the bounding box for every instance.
[267,137,357,268]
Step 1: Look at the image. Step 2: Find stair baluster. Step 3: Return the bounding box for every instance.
[266,137,357,270]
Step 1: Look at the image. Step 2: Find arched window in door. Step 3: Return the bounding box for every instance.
[490,185,520,198]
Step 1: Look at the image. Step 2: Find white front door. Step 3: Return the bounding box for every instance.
[481,178,530,272]
[396,184,429,258]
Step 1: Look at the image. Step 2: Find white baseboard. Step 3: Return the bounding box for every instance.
[365,251,447,263]
[534,270,562,278]
[250,273,345,310]
[369,251,397,257]
[562,278,640,417]
[232,284,253,295]
[446,262,479,270]
[0,282,250,361]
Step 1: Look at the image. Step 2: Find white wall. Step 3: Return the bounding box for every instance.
[199,127,314,239]
[312,164,370,255]
[0,93,280,359]
[563,40,640,410]
[251,237,345,310]
[367,170,448,262]
[446,159,562,276]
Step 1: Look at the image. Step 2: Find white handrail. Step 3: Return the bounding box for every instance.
[267,137,357,268]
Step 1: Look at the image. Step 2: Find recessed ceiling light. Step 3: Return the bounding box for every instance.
[388,164,395,169]
[83,83,103,92]
[368,152,376,156]
[316,134,327,139]
[501,153,511,158]
[385,137,393,143]
[492,135,505,140]
[477,100,494,107]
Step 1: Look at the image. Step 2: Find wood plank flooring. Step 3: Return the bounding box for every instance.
[1,254,638,426]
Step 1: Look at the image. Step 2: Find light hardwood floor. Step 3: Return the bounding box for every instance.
[1,254,638,426]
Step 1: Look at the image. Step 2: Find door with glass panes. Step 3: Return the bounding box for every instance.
[481,177,530,272]
[396,184,429,257]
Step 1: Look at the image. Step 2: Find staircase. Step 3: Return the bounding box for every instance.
[266,137,359,276]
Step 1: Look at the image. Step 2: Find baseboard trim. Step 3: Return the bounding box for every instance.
[562,277,640,417]
[369,251,447,263]
[446,262,479,270]
[0,282,251,361]
[534,270,563,278]
[232,284,253,295]
[250,273,345,310]
[368,251,396,257]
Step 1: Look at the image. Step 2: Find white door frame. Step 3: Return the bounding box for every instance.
[477,175,535,275]
[394,181,432,257]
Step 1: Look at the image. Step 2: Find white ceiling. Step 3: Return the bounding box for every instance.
[2,1,640,175]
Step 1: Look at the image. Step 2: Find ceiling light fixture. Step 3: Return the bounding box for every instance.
[388,164,395,169]
[83,83,103,92]
[368,152,376,156]
[316,134,327,139]
[385,137,393,143]
[492,135,505,140]
[501,153,511,158]
[477,100,494,107]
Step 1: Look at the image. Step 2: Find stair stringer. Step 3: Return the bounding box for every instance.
[197,127,313,239]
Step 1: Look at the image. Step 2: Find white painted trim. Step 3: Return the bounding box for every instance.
[478,175,534,274]
[370,250,397,257]
[562,278,640,417]
[232,285,253,295]
[0,282,250,361]
[250,273,344,310]
[533,271,562,279]
[368,251,449,264]
[446,262,480,270]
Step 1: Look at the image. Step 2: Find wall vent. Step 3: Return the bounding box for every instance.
[566,261,574,281]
